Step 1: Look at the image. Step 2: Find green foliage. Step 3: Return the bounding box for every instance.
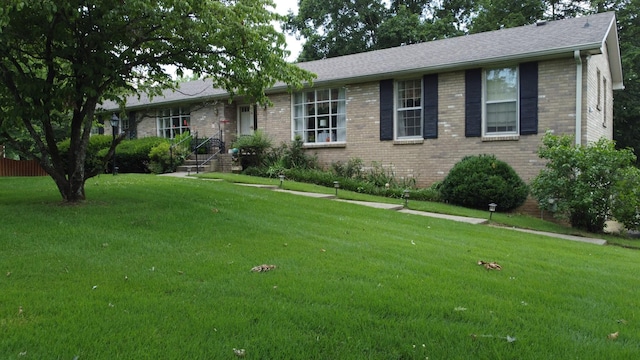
[331,157,364,179]
[232,130,274,169]
[470,0,545,33]
[104,137,169,174]
[531,132,639,232]
[610,0,640,165]
[148,142,175,174]
[286,0,388,61]
[440,154,529,211]
[281,166,441,202]
[58,135,113,175]
[612,166,640,231]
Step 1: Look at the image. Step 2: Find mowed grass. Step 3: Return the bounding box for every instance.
[1,174,639,359]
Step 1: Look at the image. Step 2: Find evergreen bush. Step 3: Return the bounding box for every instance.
[440,154,528,211]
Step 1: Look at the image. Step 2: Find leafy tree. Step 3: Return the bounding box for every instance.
[377,5,430,48]
[470,0,546,33]
[287,0,474,61]
[531,132,639,232]
[0,0,314,202]
[286,0,388,61]
[598,0,640,166]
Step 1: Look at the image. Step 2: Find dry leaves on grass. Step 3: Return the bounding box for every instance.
[477,260,502,270]
[250,264,276,272]
[608,331,619,340]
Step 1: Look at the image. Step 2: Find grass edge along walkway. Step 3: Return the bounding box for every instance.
[162,172,607,246]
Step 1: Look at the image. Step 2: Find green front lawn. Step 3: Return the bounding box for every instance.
[1,174,638,359]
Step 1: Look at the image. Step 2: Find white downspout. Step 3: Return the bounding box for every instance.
[574,50,582,146]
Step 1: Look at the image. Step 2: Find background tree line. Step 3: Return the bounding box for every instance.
[286,0,640,162]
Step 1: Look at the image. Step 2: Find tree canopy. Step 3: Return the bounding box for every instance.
[0,0,314,202]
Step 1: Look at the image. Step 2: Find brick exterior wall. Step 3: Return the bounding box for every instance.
[130,56,614,192]
[254,57,599,187]
[585,51,614,143]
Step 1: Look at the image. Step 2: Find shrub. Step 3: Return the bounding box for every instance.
[96,137,169,173]
[331,158,364,179]
[531,132,639,232]
[259,135,318,176]
[58,135,113,175]
[280,135,318,170]
[612,167,640,231]
[232,130,272,169]
[148,141,175,174]
[440,154,528,211]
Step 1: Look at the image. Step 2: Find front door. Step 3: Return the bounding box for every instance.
[238,105,254,136]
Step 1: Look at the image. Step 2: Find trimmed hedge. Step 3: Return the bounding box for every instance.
[99,137,168,173]
[440,155,528,211]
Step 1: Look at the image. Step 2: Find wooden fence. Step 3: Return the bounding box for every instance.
[0,158,48,177]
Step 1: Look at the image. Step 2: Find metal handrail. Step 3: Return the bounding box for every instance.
[191,134,225,174]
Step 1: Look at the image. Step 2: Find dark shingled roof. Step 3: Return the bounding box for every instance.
[102,11,621,111]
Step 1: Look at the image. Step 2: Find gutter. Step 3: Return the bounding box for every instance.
[574,50,582,146]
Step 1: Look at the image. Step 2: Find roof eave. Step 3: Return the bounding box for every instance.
[273,43,606,91]
[603,15,624,90]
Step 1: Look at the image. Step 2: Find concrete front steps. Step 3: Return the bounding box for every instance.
[175,153,235,174]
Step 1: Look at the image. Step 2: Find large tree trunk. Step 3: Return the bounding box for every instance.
[51,173,86,202]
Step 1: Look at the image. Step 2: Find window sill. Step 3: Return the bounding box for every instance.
[393,138,424,145]
[303,142,346,149]
[482,135,520,142]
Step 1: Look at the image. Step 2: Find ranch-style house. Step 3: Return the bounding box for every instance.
[101,11,623,188]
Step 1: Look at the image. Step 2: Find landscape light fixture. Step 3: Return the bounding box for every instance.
[403,189,410,208]
[333,181,340,196]
[488,203,497,220]
[110,114,119,175]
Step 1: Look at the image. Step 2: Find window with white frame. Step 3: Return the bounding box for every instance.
[157,107,190,139]
[293,88,346,143]
[484,66,518,135]
[396,79,422,138]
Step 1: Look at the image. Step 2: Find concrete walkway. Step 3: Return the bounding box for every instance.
[160,172,607,245]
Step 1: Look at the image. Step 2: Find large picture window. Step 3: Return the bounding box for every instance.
[157,107,190,139]
[396,79,422,138]
[293,88,346,143]
[484,67,518,135]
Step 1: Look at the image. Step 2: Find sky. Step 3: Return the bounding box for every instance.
[272,0,303,62]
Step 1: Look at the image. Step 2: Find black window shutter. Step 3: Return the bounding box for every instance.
[423,74,438,139]
[379,79,394,141]
[519,62,538,135]
[465,69,482,137]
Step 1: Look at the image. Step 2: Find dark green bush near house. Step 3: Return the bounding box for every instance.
[100,137,169,173]
[440,154,528,211]
[58,135,113,175]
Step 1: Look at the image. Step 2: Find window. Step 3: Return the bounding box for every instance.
[157,107,190,139]
[596,69,602,111]
[484,66,518,135]
[293,88,346,143]
[396,79,422,138]
[603,77,607,126]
